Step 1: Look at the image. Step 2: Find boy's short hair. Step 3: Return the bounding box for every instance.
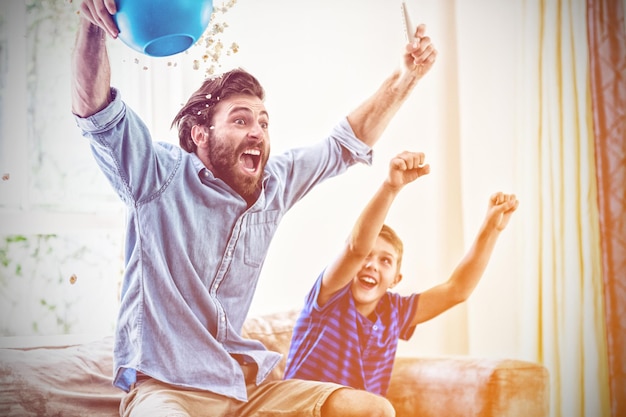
[380,224,404,273]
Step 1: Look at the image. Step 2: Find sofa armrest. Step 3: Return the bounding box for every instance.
[387,356,549,417]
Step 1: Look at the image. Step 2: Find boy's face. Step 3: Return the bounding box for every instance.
[350,236,402,312]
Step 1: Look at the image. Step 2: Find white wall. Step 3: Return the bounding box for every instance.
[453,0,522,358]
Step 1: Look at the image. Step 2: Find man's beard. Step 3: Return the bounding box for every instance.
[207,133,266,202]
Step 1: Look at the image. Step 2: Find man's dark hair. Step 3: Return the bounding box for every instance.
[171,68,265,153]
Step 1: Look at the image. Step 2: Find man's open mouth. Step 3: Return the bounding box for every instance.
[240,149,261,173]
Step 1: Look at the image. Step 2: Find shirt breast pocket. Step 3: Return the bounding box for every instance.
[243,210,281,267]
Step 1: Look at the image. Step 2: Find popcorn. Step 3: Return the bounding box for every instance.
[115,0,239,76]
[187,0,239,75]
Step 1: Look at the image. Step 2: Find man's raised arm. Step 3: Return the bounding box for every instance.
[347,24,437,147]
[71,0,119,117]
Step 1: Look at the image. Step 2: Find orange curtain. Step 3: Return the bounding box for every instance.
[587,0,626,416]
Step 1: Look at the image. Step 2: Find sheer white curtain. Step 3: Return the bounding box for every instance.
[455,0,611,416]
[517,1,610,415]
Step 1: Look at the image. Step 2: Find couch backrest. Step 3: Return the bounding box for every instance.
[241,308,301,380]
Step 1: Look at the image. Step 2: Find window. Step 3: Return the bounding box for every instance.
[0,0,123,337]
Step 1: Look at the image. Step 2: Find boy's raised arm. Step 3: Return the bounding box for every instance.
[319,151,430,305]
[411,192,519,326]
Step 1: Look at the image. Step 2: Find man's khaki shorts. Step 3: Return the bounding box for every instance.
[120,365,348,417]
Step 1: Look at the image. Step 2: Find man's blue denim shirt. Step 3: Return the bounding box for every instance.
[73,88,373,401]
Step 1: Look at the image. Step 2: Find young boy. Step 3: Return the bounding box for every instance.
[283,150,519,396]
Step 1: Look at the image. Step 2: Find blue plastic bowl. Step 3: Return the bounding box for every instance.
[114,0,214,57]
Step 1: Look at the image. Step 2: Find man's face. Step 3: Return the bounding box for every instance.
[204,94,270,203]
[350,236,401,311]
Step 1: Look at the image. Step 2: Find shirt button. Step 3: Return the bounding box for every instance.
[221,316,226,322]
[213,285,218,291]
[373,325,378,330]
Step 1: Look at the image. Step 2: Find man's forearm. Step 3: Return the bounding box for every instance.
[71,19,112,117]
[347,69,419,148]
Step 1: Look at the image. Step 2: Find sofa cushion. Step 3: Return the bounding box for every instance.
[0,336,121,417]
[387,356,550,417]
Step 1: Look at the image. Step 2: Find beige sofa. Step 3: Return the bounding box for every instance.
[0,309,549,416]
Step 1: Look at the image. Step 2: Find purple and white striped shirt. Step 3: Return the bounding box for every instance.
[284,272,419,395]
